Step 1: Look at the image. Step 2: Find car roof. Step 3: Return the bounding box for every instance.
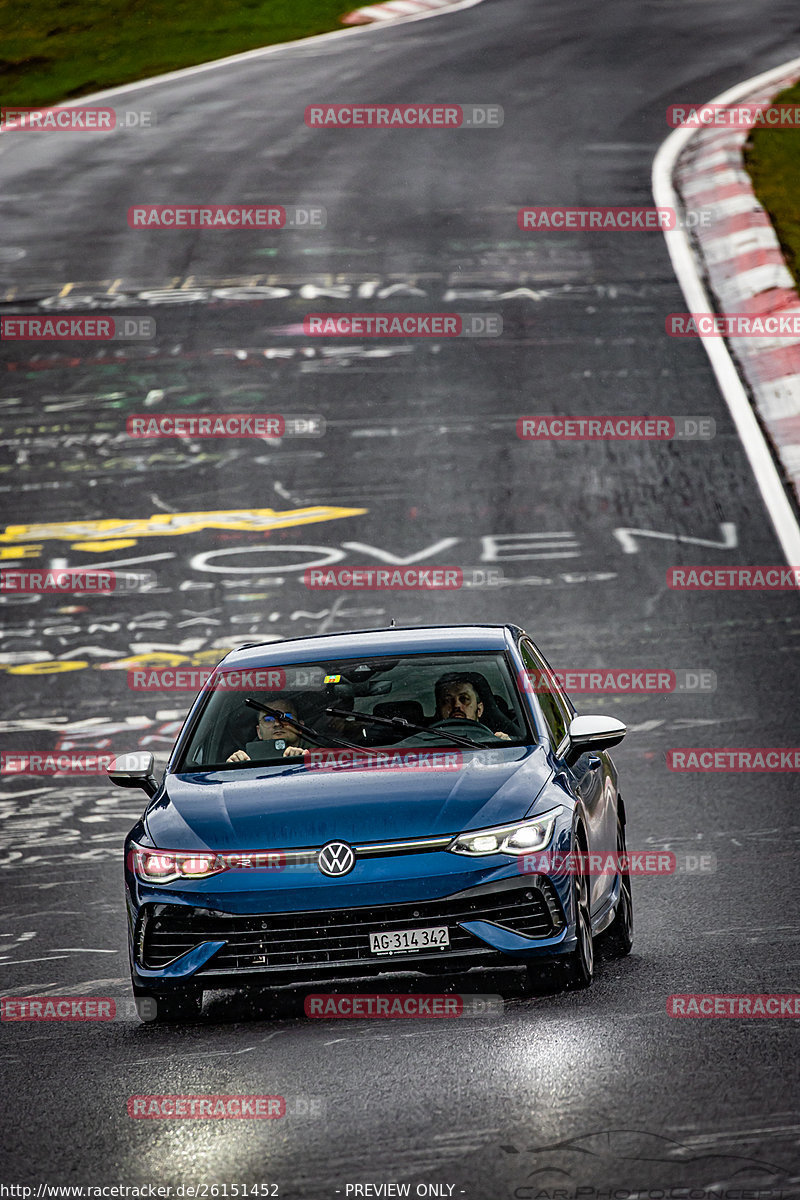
[221,624,524,670]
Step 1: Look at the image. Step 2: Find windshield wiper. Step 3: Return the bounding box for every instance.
[243,699,380,755]
[324,706,484,749]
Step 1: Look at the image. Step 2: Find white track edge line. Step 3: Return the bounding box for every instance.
[652,56,800,567]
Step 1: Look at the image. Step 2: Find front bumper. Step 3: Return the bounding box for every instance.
[130,875,571,991]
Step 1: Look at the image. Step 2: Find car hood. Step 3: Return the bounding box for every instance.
[143,745,554,851]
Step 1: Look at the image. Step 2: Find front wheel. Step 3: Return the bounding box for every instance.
[560,844,594,989]
[133,985,203,1023]
[601,818,634,957]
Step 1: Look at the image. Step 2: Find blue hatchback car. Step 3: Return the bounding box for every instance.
[113,624,632,1020]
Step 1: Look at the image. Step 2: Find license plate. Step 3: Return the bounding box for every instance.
[369,926,450,955]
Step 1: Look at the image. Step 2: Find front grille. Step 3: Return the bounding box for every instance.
[141,883,565,975]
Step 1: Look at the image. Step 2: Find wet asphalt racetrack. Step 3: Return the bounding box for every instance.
[1,0,799,1194]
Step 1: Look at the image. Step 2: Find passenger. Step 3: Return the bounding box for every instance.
[227,701,311,762]
[432,673,511,739]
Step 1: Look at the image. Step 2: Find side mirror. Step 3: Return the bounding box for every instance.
[564,715,626,767]
[108,751,158,797]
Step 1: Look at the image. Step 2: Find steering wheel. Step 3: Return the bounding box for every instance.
[428,717,496,737]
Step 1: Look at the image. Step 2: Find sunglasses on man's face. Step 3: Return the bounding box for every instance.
[258,712,296,724]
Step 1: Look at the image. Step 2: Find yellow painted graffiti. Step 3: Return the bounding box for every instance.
[103,647,253,672]
[0,545,42,560]
[0,505,368,547]
[97,651,207,671]
[1,649,242,676]
[7,660,89,675]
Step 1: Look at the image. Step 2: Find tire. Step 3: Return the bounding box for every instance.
[602,817,634,957]
[133,985,203,1023]
[560,839,594,989]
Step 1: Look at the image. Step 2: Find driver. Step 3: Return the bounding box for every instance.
[227,700,311,762]
[433,673,511,739]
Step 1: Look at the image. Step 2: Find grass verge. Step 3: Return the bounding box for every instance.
[1,0,356,108]
[744,79,800,289]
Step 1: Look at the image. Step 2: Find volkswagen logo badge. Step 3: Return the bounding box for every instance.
[317,841,356,877]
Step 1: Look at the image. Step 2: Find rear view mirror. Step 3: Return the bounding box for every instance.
[362,680,392,696]
[108,751,158,797]
[325,678,391,700]
[564,715,626,767]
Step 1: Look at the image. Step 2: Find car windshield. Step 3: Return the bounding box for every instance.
[174,650,533,771]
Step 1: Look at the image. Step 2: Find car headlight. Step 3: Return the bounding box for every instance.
[448,808,561,857]
[130,842,227,883]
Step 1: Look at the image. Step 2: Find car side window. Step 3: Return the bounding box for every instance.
[519,639,572,751]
